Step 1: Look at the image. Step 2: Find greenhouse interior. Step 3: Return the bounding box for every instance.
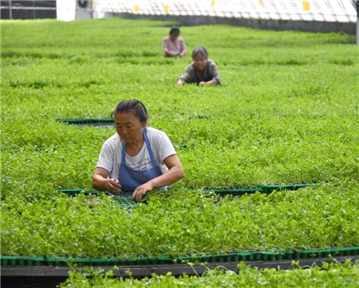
[1,0,359,287]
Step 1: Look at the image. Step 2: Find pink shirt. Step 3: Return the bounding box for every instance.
[162,36,187,56]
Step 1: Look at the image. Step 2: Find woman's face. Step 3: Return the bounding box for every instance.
[193,54,207,71]
[170,33,179,42]
[114,112,146,144]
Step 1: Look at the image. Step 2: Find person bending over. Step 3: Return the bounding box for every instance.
[177,46,221,86]
[92,99,184,202]
[162,26,187,58]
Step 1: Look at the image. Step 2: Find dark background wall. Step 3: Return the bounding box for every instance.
[108,12,356,35]
[0,1,56,19]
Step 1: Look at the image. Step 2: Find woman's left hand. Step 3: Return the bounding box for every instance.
[132,182,154,202]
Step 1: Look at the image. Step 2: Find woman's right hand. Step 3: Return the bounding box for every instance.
[106,178,122,195]
[177,79,185,86]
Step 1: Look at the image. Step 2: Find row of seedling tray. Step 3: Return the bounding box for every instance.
[57,116,210,125]
[2,246,358,267]
[56,118,114,125]
[59,182,319,198]
[204,182,322,195]
[1,147,58,152]
[57,189,138,209]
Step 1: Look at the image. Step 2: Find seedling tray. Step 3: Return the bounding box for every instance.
[45,256,70,266]
[204,187,263,195]
[58,188,109,196]
[93,118,115,123]
[4,256,359,281]
[3,247,359,267]
[1,256,44,266]
[259,183,318,193]
[60,181,320,198]
[56,118,114,125]
[58,188,84,196]
[1,147,58,153]
[57,189,138,209]
[189,115,209,120]
[259,251,286,261]
[113,195,138,209]
[204,182,321,196]
[289,246,359,259]
[172,252,255,264]
[45,256,171,267]
[174,143,195,150]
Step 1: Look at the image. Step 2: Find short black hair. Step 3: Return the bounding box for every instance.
[112,99,148,123]
[169,26,180,35]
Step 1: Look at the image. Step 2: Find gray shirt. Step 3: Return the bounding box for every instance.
[178,59,221,85]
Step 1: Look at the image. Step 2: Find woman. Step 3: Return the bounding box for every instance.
[162,26,187,58]
[177,46,221,86]
[92,99,184,202]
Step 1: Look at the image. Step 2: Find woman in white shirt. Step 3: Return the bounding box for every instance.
[92,99,184,202]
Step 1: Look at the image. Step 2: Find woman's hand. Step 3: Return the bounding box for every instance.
[177,79,185,86]
[165,51,177,57]
[106,178,122,195]
[199,80,215,86]
[93,167,122,194]
[132,181,154,202]
[132,155,184,202]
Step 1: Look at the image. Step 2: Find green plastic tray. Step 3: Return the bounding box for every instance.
[60,182,318,198]
[204,187,263,195]
[260,251,285,261]
[174,143,195,150]
[1,147,58,153]
[259,183,318,193]
[113,195,138,209]
[94,118,114,123]
[45,256,70,266]
[56,118,114,125]
[58,188,84,196]
[1,255,44,266]
[57,190,137,209]
[189,115,209,120]
[5,247,359,267]
[58,189,109,196]
[289,246,359,259]
[57,119,94,124]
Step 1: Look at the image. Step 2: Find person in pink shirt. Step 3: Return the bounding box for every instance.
[162,27,187,58]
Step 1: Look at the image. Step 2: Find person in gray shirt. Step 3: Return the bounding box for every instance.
[177,46,221,86]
